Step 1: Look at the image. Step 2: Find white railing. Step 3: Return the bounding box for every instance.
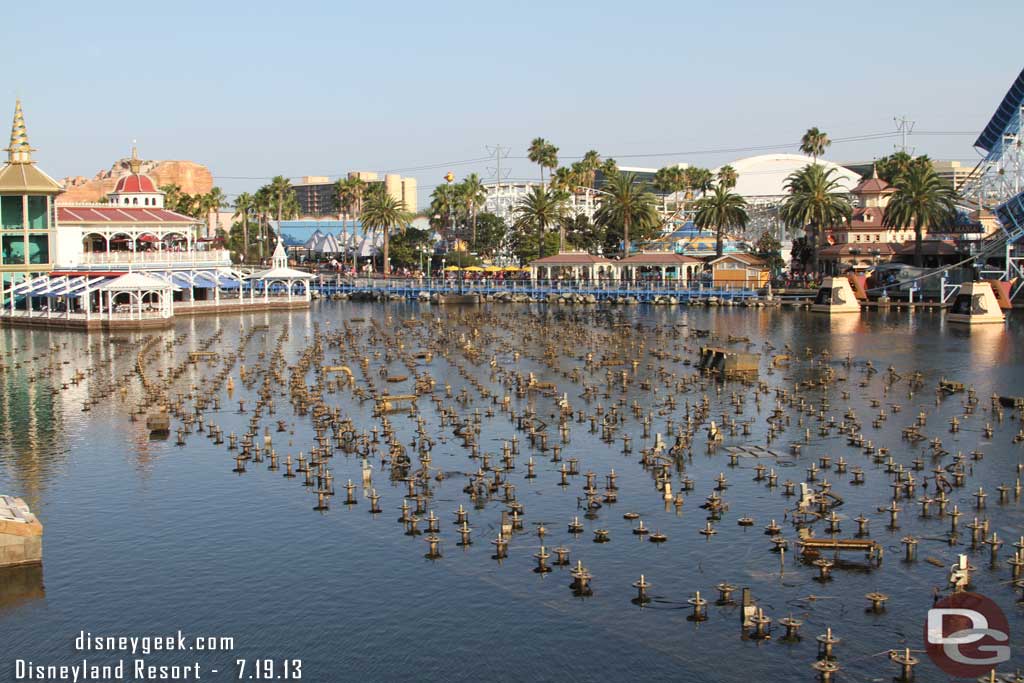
[80,249,231,265]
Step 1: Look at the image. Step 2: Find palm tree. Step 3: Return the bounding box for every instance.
[550,167,578,194]
[593,171,660,257]
[653,166,686,211]
[253,187,274,260]
[800,127,831,162]
[883,162,956,267]
[513,186,568,258]
[528,138,559,187]
[204,187,226,238]
[717,165,738,190]
[580,150,601,188]
[686,167,714,198]
[460,173,487,249]
[779,164,853,273]
[233,192,254,261]
[361,192,413,277]
[694,185,749,257]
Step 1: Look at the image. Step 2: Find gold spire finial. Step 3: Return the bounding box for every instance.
[8,99,35,164]
[129,142,142,174]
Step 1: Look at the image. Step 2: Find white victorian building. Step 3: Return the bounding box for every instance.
[1,104,312,330]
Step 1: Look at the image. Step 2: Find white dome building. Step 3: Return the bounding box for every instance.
[715,154,861,200]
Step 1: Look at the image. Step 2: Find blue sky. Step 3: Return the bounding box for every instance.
[4,0,1021,204]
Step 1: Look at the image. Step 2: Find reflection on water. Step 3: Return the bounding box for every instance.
[0,303,1021,682]
[0,564,44,610]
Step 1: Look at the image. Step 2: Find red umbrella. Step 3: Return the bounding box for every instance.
[138,235,158,243]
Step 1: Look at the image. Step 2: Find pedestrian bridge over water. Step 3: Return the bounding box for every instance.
[310,277,764,304]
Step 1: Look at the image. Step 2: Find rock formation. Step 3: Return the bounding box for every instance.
[58,158,213,203]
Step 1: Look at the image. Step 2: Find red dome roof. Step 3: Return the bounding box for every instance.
[113,173,158,194]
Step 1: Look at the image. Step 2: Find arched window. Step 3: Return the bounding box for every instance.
[124,198,130,205]
[133,198,138,205]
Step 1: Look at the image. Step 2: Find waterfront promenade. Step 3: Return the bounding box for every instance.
[310,276,765,303]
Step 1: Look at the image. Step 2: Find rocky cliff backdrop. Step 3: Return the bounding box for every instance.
[58,158,213,203]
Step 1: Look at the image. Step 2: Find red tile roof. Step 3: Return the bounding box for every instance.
[851,176,894,195]
[848,206,888,230]
[113,173,159,194]
[57,206,197,224]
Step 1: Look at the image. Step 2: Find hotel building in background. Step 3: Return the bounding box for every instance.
[293,172,417,217]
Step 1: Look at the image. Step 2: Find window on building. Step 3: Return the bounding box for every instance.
[133,198,138,205]
[27,196,47,230]
[124,198,130,205]
[2,234,25,264]
[27,234,49,264]
[1,195,23,229]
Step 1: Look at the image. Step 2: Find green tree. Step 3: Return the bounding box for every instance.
[800,127,831,161]
[653,166,687,211]
[694,185,750,257]
[685,167,714,198]
[779,164,852,272]
[754,230,785,274]
[593,171,660,257]
[564,214,605,253]
[233,192,255,261]
[717,165,738,190]
[361,191,413,276]
[528,137,559,187]
[387,226,432,270]
[883,162,957,267]
[428,183,461,237]
[550,166,579,194]
[511,229,560,264]
[459,173,487,248]
[472,212,507,258]
[790,236,814,272]
[579,150,602,188]
[513,186,568,259]
[160,184,185,213]
[874,152,932,185]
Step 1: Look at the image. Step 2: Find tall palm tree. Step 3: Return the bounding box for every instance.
[580,150,601,188]
[550,167,578,194]
[361,192,413,277]
[653,166,687,211]
[528,137,559,187]
[883,162,957,267]
[593,171,660,257]
[779,164,852,273]
[694,185,749,257]
[513,186,568,258]
[686,167,714,198]
[800,127,831,162]
[233,192,254,261]
[716,165,739,190]
[460,173,487,249]
[253,187,274,260]
[204,187,226,239]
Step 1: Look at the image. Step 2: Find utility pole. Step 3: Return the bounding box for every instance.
[894,116,916,154]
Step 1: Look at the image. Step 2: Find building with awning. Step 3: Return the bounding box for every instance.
[619,252,703,281]
[527,252,619,280]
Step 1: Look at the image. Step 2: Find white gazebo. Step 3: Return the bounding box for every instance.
[97,272,179,320]
[247,241,314,303]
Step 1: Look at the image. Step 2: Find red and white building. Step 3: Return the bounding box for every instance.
[53,147,230,270]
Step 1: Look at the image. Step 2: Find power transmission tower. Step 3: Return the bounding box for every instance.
[894,116,916,154]
[485,144,511,189]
